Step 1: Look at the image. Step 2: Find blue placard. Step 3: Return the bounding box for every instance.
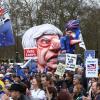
[84,50,95,60]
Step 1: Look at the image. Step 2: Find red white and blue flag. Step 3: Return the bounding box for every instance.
[0,0,15,47]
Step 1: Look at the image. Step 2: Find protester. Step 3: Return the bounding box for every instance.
[30,76,46,100]
[1,85,11,100]
[95,82,100,100]
[88,82,97,100]
[45,75,57,100]
[9,83,31,100]
[0,74,5,91]
[73,84,83,100]
[41,74,47,91]
[64,71,73,93]
[57,82,73,100]
[0,85,5,99]
[73,74,82,86]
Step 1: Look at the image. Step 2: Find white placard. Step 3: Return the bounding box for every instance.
[55,63,66,76]
[66,53,77,71]
[86,59,98,78]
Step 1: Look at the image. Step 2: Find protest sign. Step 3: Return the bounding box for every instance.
[55,63,66,76]
[57,53,66,64]
[84,50,95,60]
[86,58,98,78]
[24,48,37,60]
[66,53,77,71]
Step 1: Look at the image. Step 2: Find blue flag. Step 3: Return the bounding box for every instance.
[0,20,15,46]
[0,0,15,47]
[21,59,37,73]
[14,65,27,80]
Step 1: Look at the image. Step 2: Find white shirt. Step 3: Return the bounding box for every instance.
[30,89,46,100]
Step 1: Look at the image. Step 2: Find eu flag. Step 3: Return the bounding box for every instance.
[0,20,15,47]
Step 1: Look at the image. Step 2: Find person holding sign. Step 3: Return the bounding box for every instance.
[22,24,63,73]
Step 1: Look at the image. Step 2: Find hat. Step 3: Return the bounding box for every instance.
[64,19,80,30]
[9,83,24,93]
[0,74,4,78]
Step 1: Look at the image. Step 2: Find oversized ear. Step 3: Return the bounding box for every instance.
[70,40,81,45]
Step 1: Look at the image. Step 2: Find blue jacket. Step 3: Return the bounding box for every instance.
[60,35,75,53]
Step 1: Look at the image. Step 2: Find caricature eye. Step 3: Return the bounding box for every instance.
[37,38,51,47]
[41,39,51,44]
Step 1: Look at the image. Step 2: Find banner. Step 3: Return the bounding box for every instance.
[66,53,77,71]
[24,48,37,60]
[86,59,98,78]
[55,63,66,76]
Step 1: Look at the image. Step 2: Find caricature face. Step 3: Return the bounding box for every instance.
[65,30,75,38]
[70,31,76,38]
[65,30,72,35]
[36,34,60,71]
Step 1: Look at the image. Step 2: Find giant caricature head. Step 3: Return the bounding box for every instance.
[22,24,63,72]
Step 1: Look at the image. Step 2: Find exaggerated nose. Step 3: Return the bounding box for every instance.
[49,38,61,50]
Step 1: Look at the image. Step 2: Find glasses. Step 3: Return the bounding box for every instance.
[37,37,53,47]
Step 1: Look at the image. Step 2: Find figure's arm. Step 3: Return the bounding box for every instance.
[70,39,81,45]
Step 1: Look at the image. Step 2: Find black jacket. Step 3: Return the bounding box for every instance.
[18,94,31,100]
[95,92,100,100]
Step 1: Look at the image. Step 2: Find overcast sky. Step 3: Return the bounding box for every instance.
[84,0,100,6]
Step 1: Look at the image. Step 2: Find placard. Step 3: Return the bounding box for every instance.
[57,53,66,64]
[24,48,37,60]
[55,63,66,76]
[66,53,77,71]
[86,59,98,78]
[84,50,95,60]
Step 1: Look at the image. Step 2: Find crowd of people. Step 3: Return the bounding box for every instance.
[0,62,99,100]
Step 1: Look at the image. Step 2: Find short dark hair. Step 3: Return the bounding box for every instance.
[9,83,25,93]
